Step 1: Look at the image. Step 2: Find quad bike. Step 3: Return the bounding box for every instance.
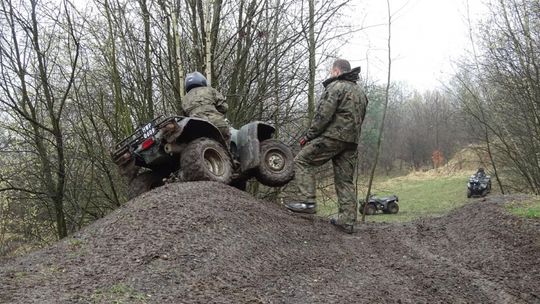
[111,116,294,199]
[467,175,491,198]
[359,194,400,215]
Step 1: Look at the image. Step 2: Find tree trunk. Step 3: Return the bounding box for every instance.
[362,0,392,223]
[104,0,132,137]
[138,0,154,120]
[307,0,316,123]
[204,0,213,83]
[171,4,185,111]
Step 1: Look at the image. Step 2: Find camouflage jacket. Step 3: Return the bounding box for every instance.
[183,86,229,129]
[305,67,368,144]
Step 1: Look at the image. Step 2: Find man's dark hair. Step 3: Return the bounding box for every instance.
[333,59,351,73]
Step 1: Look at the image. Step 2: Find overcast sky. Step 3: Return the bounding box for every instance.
[339,0,488,91]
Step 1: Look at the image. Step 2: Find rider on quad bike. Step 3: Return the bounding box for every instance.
[182,71,231,143]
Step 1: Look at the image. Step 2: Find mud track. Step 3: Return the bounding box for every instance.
[0,182,538,303]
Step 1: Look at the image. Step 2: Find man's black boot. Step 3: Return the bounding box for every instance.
[285,202,317,214]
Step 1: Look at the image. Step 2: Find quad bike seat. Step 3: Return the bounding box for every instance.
[372,195,397,203]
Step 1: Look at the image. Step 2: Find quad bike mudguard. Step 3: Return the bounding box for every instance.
[111,116,227,174]
[232,122,275,172]
[164,117,227,146]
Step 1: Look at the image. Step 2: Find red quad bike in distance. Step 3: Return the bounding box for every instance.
[112,116,294,199]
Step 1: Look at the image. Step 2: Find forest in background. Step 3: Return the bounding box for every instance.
[0,0,538,256]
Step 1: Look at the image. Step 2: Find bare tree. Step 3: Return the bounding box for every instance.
[361,0,392,222]
[0,0,80,239]
[450,0,540,193]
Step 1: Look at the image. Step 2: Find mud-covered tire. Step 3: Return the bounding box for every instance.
[180,138,232,184]
[255,139,294,187]
[387,202,399,214]
[128,171,164,200]
[467,188,472,198]
[360,203,377,215]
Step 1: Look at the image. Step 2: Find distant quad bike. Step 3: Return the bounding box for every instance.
[359,194,400,215]
[111,116,294,199]
[467,174,492,198]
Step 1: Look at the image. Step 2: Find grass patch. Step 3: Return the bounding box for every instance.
[506,198,540,219]
[317,173,469,223]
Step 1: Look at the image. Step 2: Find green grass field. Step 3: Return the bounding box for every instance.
[317,170,540,223]
[505,198,540,219]
[317,172,471,223]
[366,174,469,222]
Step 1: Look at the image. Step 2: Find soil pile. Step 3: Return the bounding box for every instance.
[0,182,538,303]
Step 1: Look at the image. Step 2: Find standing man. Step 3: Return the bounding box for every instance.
[183,71,231,142]
[286,59,368,234]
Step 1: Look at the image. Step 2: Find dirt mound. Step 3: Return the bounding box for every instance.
[0,182,538,303]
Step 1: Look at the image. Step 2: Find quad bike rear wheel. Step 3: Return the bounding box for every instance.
[467,188,472,198]
[179,137,232,184]
[255,139,294,187]
[128,171,164,200]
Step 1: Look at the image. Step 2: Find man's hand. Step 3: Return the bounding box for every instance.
[299,136,309,147]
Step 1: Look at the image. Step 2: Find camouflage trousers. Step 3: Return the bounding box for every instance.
[295,136,358,225]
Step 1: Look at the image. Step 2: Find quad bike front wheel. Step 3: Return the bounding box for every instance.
[387,202,399,214]
[360,203,377,215]
[180,137,233,184]
[255,139,294,187]
[127,171,164,200]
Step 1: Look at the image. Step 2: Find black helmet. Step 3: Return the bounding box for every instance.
[185,71,207,93]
